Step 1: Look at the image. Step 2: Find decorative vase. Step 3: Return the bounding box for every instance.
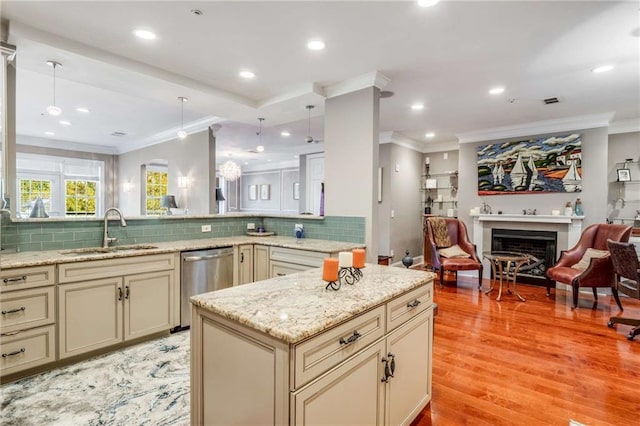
[574,198,583,216]
[402,251,414,269]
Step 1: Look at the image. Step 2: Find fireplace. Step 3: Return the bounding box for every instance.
[491,228,557,285]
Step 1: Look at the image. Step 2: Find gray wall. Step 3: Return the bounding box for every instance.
[118,129,210,216]
[608,131,640,223]
[239,168,300,213]
[456,126,609,229]
[378,144,391,256]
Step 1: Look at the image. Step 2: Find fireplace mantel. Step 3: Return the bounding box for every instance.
[471,214,584,279]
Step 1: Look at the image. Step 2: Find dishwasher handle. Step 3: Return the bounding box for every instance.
[183,253,233,262]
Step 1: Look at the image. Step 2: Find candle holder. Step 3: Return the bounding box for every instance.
[325,280,341,291]
[339,267,357,286]
[352,267,363,281]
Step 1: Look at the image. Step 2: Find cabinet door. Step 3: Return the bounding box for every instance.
[237,244,254,285]
[123,270,174,341]
[58,277,123,359]
[254,245,270,282]
[270,260,310,278]
[385,308,433,426]
[293,340,385,425]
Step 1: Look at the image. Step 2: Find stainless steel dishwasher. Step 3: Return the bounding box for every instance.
[180,246,234,328]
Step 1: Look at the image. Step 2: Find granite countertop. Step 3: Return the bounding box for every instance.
[191,264,435,344]
[0,236,365,269]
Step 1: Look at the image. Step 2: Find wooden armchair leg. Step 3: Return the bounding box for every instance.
[572,285,579,309]
[592,287,598,302]
[545,277,554,297]
[611,287,623,311]
[439,268,444,288]
[478,267,483,289]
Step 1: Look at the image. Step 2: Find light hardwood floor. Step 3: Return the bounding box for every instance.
[412,273,640,426]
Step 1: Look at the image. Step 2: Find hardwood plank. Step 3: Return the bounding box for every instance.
[412,276,640,425]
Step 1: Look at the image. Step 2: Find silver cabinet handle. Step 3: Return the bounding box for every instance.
[3,276,27,284]
[2,306,26,315]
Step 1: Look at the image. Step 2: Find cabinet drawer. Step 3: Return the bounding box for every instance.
[58,253,175,283]
[1,324,56,376]
[386,284,432,332]
[0,265,56,293]
[0,287,55,334]
[269,247,326,268]
[270,260,311,278]
[293,305,385,389]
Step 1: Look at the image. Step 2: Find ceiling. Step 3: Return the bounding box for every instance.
[3,1,639,165]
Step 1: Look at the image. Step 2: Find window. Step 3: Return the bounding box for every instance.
[19,178,53,216]
[145,168,168,215]
[17,153,104,217]
[65,180,98,216]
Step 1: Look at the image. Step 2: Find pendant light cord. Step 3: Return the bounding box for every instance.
[52,64,56,106]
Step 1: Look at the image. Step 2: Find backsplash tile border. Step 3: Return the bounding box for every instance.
[1,215,365,252]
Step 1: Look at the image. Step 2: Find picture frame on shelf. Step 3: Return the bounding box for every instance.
[617,168,631,182]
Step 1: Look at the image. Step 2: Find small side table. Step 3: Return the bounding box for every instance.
[482,251,531,302]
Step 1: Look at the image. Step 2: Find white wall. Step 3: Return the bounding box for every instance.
[456,127,609,229]
[324,87,379,262]
[118,130,210,216]
[239,168,300,213]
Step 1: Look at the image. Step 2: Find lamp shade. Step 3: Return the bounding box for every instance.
[29,197,49,218]
[161,195,178,209]
[215,187,225,201]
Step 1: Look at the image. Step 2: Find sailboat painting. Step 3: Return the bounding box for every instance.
[477,133,582,195]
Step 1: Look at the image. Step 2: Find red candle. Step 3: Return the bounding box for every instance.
[322,258,339,282]
[352,249,366,269]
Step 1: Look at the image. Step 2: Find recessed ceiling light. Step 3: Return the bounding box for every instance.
[418,0,440,7]
[411,103,425,110]
[244,162,249,165]
[239,70,255,79]
[489,87,505,95]
[75,107,90,113]
[45,131,55,136]
[592,65,614,73]
[267,159,272,162]
[425,132,435,138]
[281,131,290,137]
[133,29,156,40]
[307,40,325,50]
[59,120,71,126]
[294,155,299,159]
[256,145,265,152]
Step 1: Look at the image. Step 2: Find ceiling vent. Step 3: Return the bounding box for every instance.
[111,131,127,137]
[543,97,559,105]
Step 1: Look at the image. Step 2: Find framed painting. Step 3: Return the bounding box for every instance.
[248,185,257,200]
[477,133,582,195]
[293,182,300,200]
[260,184,270,200]
[617,168,631,182]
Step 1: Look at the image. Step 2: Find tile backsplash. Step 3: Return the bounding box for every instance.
[0,215,365,252]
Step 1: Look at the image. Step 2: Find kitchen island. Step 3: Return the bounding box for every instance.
[190,264,435,425]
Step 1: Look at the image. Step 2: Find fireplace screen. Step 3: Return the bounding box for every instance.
[491,229,557,285]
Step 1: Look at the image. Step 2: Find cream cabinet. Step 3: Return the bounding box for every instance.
[254,245,270,282]
[235,244,254,285]
[1,265,57,377]
[269,246,329,278]
[57,254,177,359]
[191,281,433,425]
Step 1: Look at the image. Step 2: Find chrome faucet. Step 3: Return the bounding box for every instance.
[103,207,127,248]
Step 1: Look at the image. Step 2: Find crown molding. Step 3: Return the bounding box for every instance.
[117,116,223,154]
[608,118,640,135]
[456,112,616,144]
[17,134,117,155]
[324,71,391,99]
[421,140,460,154]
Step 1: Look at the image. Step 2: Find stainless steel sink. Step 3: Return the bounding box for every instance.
[60,244,158,255]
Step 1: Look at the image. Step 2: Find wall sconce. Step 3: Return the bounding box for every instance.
[123,182,133,193]
[178,176,189,189]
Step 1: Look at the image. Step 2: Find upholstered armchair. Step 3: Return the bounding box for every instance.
[545,223,632,309]
[425,217,482,288]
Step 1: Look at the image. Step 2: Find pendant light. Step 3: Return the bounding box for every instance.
[305,105,314,143]
[177,97,188,139]
[256,117,265,152]
[220,157,242,181]
[46,61,62,116]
